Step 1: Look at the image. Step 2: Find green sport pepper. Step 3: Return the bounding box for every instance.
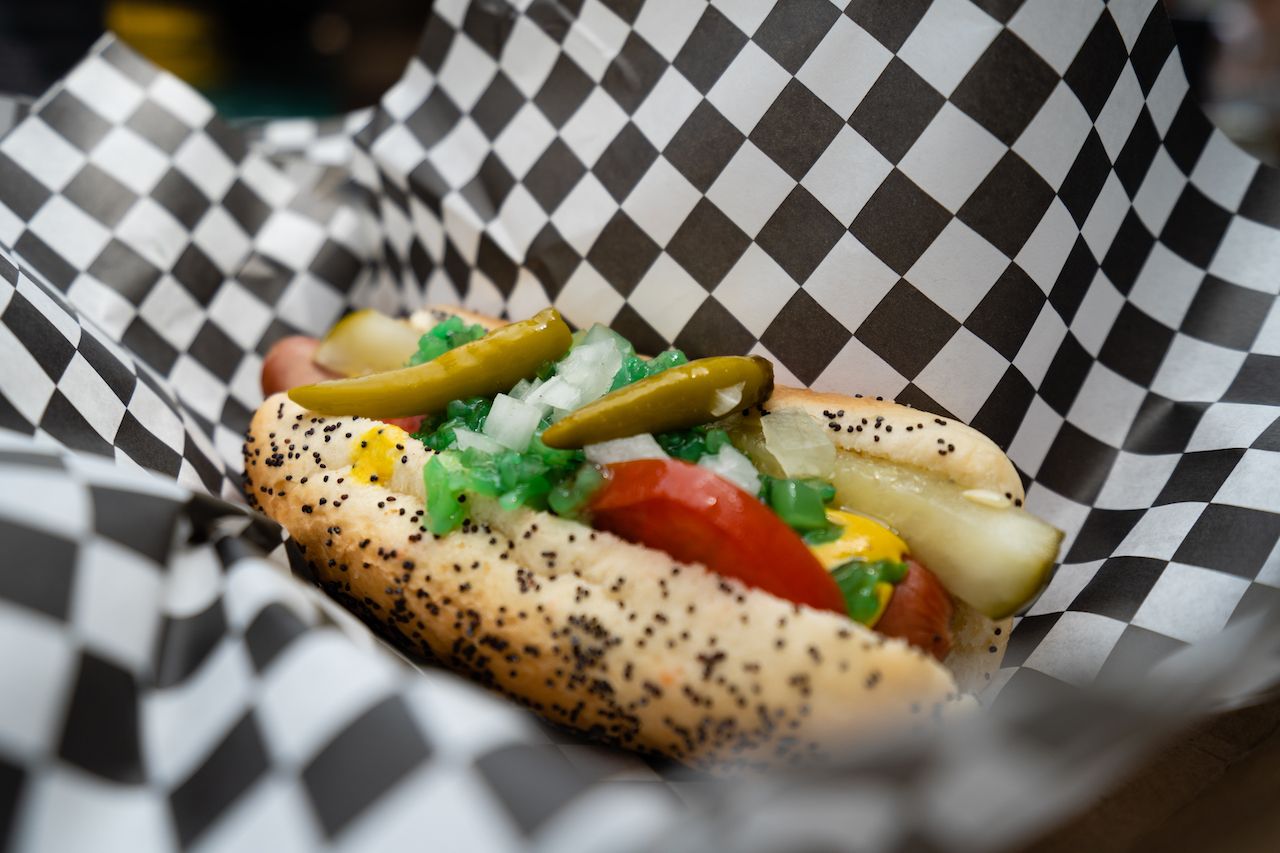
[290,308,572,418]
[539,355,773,449]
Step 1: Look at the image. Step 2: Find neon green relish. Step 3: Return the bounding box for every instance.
[757,475,845,542]
[831,558,909,624]
[611,348,689,390]
[412,329,692,532]
[408,315,487,365]
[416,397,491,452]
[421,441,597,535]
[655,425,731,461]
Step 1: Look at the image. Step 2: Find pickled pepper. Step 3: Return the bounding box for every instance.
[540,356,773,449]
[289,308,572,418]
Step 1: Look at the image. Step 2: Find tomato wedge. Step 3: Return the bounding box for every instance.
[590,459,846,614]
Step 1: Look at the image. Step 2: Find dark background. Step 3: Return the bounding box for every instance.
[3,1,1280,166]
[3,0,1278,167]
[0,0,430,117]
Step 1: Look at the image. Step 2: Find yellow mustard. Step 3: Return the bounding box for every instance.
[351,424,408,486]
[808,509,908,570]
[809,510,908,627]
[868,581,894,628]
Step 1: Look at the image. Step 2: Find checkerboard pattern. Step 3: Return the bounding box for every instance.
[0,37,384,483]
[0,244,237,498]
[2,0,1280,849]
[0,435,692,851]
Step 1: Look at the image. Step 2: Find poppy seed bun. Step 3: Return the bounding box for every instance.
[245,394,987,771]
[246,306,1017,769]
[763,387,1024,501]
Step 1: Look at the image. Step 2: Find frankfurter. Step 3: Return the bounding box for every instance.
[245,307,1062,770]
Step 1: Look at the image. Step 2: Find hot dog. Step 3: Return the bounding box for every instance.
[262,336,338,393]
[244,307,1061,771]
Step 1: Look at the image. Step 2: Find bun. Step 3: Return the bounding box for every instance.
[245,306,1017,768]
[245,394,977,771]
[764,387,1023,500]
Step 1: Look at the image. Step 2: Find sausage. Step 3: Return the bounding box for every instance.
[260,336,425,433]
[261,336,338,396]
[875,560,954,661]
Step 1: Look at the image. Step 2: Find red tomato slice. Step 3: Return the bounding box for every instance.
[382,415,426,433]
[590,459,847,614]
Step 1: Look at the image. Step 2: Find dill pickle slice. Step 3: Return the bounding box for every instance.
[827,452,1061,619]
[732,423,1061,619]
[314,309,422,376]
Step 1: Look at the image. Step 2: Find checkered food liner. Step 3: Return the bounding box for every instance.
[2,0,1280,850]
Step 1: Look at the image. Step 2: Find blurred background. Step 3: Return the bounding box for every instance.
[0,0,1279,164]
[0,0,1276,162]
[0,0,430,118]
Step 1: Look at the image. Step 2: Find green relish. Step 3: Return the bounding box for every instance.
[611,348,689,390]
[416,397,491,451]
[412,326,696,532]
[408,315,487,365]
[421,439,594,534]
[655,426,731,462]
[831,558,909,624]
[758,475,843,541]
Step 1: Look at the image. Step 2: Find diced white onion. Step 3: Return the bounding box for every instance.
[710,381,745,417]
[482,393,544,451]
[760,409,836,479]
[584,434,669,465]
[556,339,624,405]
[581,323,624,348]
[698,444,761,495]
[525,376,582,412]
[510,377,552,417]
[523,334,629,421]
[453,428,506,455]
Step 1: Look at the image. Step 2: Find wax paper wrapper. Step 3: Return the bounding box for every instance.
[2,0,1279,850]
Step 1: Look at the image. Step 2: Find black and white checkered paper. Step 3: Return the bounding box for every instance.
[2,0,1279,850]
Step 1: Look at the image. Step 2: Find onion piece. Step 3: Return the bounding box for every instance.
[556,339,624,405]
[584,434,669,464]
[454,428,506,455]
[698,443,761,495]
[581,323,631,351]
[509,377,535,400]
[710,381,745,417]
[510,377,552,417]
[525,376,582,413]
[483,394,544,451]
[759,409,836,479]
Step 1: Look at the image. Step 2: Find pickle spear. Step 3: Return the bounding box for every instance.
[290,308,572,418]
[829,452,1061,619]
[540,356,773,449]
[314,309,422,376]
[732,424,1062,619]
